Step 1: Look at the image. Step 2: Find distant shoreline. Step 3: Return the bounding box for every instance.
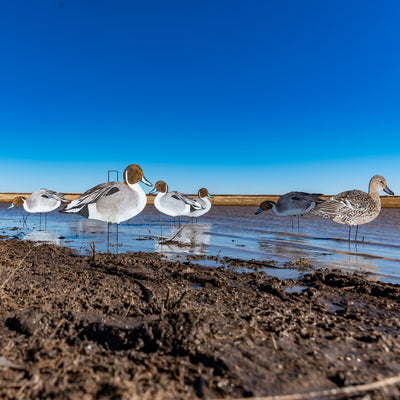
[1,193,400,208]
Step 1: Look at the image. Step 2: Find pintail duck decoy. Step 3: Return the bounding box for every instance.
[62,164,151,224]
[150,180,204,218]
[8,189,69,228]
[255,192,324,229]
[311,175,394,241]
[183,188,214,219]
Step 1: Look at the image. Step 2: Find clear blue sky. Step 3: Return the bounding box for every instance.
[0,0,399,195]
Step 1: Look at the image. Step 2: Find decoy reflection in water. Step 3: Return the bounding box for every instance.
[8,189,68,229]
[311,175,394,243]
[62,164,151,252]
[255,191,324,229]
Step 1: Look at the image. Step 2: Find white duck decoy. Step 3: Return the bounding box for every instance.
[62,164,151,224]
[150,180,203,218]
[255,191,324,229]
[183,188,214,219]
[311,175,394,241]
[8,189,69,227]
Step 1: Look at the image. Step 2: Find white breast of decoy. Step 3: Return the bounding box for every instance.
[154,191,188,217]
[90,182,147,224]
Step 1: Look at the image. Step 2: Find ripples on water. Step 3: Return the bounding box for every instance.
[1,204,399,283]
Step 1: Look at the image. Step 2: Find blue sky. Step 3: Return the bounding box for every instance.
[0,0,399,195]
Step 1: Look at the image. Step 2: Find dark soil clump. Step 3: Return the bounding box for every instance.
[1,239,400,399]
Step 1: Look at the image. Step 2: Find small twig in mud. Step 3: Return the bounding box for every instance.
[90,242,96,262]
[271,333,278,350]
[164,287,171,310]
[220,373,400,400]
[160,217,193,244]
[124,296,136,317]
[174,290,188,309]
[49,318,65,340]
[160,287,171,316]
[134,279,154,302]
[161,288,187,314]
[147,228,161,241]
[245,260,281,269]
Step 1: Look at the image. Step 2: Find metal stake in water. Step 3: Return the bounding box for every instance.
[108,170,119,182]
[107,169,119,254]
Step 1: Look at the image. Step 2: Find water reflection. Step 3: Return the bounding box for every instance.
[155,223,211,257]
[23,230,61,245]
[75,219,110,233]
[1,204,400,282]
[259,235,325,260]
[339,254,378,274]
[258,231,386,275]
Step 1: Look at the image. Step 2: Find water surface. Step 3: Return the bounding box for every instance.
[1,204,399,283]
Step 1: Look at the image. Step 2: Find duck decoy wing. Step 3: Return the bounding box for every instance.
[40,190,69,203]
[170,192,204,210]
[303,192,325,203]
[312,190,368,218]
[286,192,323,202]
[63,182,122,213]
[277,192,322,213]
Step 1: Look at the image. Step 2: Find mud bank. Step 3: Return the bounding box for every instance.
[1,239,400,399]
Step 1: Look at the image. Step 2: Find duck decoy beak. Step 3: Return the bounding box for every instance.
[149,187,158,194]
[384,186,395,196]
[255,208,263,215]
[7,203,14,209]
[141,176,152,187]
[207,194,214,199]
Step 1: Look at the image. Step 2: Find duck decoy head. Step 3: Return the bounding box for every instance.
[255,200,274,215]
[198,188,213,199]
[124,164,152,186]
[8,196,25,208]
[150,180,168,194]
[370,175,394,196]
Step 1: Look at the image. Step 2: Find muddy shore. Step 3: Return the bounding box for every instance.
[1,239,400,399]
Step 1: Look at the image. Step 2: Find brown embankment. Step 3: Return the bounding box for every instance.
[1,193,400,208]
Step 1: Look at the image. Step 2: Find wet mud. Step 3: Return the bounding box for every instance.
[1,239,400,399]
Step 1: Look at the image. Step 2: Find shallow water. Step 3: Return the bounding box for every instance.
[1,204,400,283]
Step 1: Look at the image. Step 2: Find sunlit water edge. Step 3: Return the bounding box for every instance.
[1,204,400,284]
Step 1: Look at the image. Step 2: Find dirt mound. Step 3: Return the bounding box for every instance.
[1,239,400,399]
